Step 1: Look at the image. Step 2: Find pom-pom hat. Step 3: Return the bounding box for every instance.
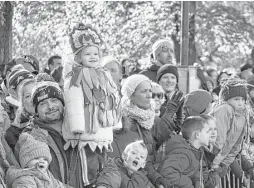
[69,23,102,55]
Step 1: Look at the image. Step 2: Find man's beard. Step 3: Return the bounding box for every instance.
[42,111,64,124]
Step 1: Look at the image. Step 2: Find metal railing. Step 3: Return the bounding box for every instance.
[218,171,251,188]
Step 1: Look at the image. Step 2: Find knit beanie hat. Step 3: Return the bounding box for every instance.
[69,23,102,55]
[152,39,174,61]
[5,65,34,107]
[19,133,52,168]
[121,74,150,98]
[184,90,213,115]
[31,81,64,112]
[156,64,178,83]
[5,55,39,76]
[220,78,247,101]
[7,65,34,96]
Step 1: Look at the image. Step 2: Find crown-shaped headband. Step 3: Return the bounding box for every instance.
[69,23,102,55]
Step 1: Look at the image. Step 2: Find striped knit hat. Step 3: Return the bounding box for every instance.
[220,78,247,101]
[19,133,52,168]
[31,81,64,112]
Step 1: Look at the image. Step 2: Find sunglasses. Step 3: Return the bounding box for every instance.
[152,93,164,99]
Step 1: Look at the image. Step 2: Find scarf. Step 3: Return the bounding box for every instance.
[121,98,155,130]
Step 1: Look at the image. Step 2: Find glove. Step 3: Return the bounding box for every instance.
[163,91,184,118]
[213,163,228,178]
[51,66,63,83]
[241,176,248,187]
[162,91,184,129]
[155,177,168,188]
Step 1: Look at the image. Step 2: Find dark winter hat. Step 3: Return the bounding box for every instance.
[240,63,252,72]
[183,90,213,115]
[19,133,52,168]
[156,64,178,83]
[69,23,102,55]
[247,75,254,91]
[220,78,247,101]
[31,81,64,112]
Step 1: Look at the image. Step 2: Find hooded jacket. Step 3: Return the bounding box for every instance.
[212,102,247,167]
[158,135,203,188]
[139,65,160,82]
[114,157,154,188]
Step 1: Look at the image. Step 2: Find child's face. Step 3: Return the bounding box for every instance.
[124,145,147,172]
[207,119,217,144]
[79,46,100,68]
[197,123,210,147]
[227,96,245,110]
[27,157,49,173]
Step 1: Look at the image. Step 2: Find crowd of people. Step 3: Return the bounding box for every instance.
[1,23,254,188]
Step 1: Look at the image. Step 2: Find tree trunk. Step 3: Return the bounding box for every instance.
[0,2,13,76]
[172,13,181,64]
[188,1,196,65]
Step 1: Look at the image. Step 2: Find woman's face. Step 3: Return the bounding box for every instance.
[152,86,165,111]
[159,73,177,93]
[22,82,35,114]
[130,81,152,110]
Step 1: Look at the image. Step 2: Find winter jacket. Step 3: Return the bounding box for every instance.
[0,128,20,188]
[5,113,30,152]
[108,116,172,185]
[212,102,247,167]
[202,145,221,188]
[158,135,203,188]
[6,166,68,188]
[139,65,160,82]
[114,157,154,188]
[14,118,121,188]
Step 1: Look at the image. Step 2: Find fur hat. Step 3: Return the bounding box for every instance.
[156,64,178,82]
[220,78,247,101]
[31,81,64,112]
[19,133,52,168]
[152,39,174,61]
[121,74,150,98]
[184,90,213,115]
[69,23,102,55]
